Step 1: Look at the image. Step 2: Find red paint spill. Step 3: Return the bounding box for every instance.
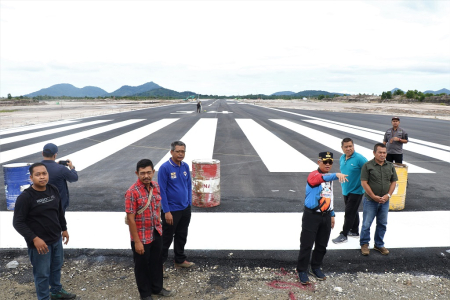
[289,291,296,300]
[267,280,315,291]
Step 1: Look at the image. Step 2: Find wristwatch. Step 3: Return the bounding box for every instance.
[387,193,391,198]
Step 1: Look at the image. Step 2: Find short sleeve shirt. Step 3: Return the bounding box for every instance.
[360,159,398,201]
[383,127,408,154]
[125,179,162,244]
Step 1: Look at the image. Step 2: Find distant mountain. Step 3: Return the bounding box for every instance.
[133,87,196,98]
[25,83,107,97]
[107,82,162,97]
[391,88,403,93]
[423,88,450,95]
[271,91,296,96]
[292,90,346,97]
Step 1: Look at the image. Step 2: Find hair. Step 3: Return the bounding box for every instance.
[373,143,386,152]
[29,163,47,175]
[171,141,186,151]
[341,137,353,147]
[136,159,154,172]
[42,151,54,158]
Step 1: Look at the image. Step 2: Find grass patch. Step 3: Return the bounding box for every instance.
[0,109,18,113]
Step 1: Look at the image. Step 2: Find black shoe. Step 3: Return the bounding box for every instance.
[50,288,76,299]
[153,288,176,297]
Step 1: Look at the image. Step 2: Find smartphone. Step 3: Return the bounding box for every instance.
[59,160,69,166]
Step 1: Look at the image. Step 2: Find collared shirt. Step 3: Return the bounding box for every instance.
[383,126,408,154]
[360,158,398,201]
[158,158,192,213]
[125,179,162,244]
[41,160,78,210]
[340,151,367,196]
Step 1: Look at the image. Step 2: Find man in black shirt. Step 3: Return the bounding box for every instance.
[13,163,76,300]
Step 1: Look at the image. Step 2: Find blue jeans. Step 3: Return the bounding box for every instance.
[28,237,64,300]
[360,197,389,248]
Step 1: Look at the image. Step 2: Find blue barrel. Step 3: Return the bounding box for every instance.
[3,163,32,210]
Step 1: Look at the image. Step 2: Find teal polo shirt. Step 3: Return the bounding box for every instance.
[339,151,367,196]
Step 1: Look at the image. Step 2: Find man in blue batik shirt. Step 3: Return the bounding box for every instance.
[158,141,195,269]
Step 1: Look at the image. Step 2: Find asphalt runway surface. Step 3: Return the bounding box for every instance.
[1,99,449,276]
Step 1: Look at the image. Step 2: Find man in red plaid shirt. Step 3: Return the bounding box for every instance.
[125,159,175,300]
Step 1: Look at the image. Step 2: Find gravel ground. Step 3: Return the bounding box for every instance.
[1,252,449,300]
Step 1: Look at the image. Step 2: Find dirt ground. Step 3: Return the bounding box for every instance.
[0,98,449,130]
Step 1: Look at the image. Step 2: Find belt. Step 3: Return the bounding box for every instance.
[304,207,330,216]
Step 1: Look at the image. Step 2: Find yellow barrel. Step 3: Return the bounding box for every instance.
[389,163,408,210]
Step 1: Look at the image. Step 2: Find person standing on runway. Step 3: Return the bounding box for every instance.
[13,163,76,300]
[332,138,367,244]
[41,143,78,212]
[125,159,175,300]
[158,141,195,269]
[196,101,202,113]
[297,152,348,285]
[360,143,397,256]
[383,116,408,163]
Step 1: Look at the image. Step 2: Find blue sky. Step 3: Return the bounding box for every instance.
[1,0,449,97]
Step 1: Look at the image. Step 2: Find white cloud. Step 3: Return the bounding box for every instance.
[1,0,449,96]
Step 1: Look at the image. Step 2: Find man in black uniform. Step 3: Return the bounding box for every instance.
[13,163,76,300]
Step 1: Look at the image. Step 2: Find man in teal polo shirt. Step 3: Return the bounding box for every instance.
[332,138,367,244]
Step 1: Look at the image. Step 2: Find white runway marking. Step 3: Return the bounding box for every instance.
[0,120,78,135]
[0,120,110,145]
[270,119,434,174]
[305,120,450,164]
[170,111,195,114]
[236,119,317,172]
[0,119,145,163]
[58,119,179,171]
[1,211,448,250]
[154,118,218,171]
[207,111,232,114]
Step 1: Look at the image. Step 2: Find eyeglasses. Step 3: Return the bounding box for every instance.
[174,150,186,154]
[321,160,333,165]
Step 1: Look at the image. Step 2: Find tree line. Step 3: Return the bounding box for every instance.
[381,89,447,101]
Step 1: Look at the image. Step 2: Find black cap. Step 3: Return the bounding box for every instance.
[43,143,58,155]
[392,116,400,120]
[319,151,333,161]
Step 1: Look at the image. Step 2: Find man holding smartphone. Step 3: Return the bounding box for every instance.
[41,143,78,212]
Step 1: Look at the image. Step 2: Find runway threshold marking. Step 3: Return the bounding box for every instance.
[304,120,450,164]
[0,120,78,135]
[1,211,448,250]
[270,119,434,174]
[235,119,317,172]
[0,119,145,164]
[58,119,179,171]
[154,118,218,171]
[0,120,110,145]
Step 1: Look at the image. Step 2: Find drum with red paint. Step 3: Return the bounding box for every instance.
[192,159,220,207]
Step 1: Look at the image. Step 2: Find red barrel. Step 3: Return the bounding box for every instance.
[192,159,220,207]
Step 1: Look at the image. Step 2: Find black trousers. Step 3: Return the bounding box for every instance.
[296,209,331,273]
[131,230,163,298]
[161,205,191,264]
[386,153,403,163]
[340,193,363,237]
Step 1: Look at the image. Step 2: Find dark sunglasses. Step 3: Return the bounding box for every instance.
[321,160,333,165]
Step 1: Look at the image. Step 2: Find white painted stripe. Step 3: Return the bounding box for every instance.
[259,106,450,152]
[270,119,434,174]
[304,119,449,164]
[58,119,179,171]
[236,119,317,172]
[0,120,110,145]
[1,211,448,249]
[0,120,78,135]
[0,119,145,163]
[154,118,218,171]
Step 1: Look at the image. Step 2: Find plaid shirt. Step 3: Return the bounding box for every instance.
[125,179,162,244]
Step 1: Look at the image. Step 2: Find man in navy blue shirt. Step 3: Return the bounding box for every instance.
[41,143,78,212]
[158,141,195,269]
